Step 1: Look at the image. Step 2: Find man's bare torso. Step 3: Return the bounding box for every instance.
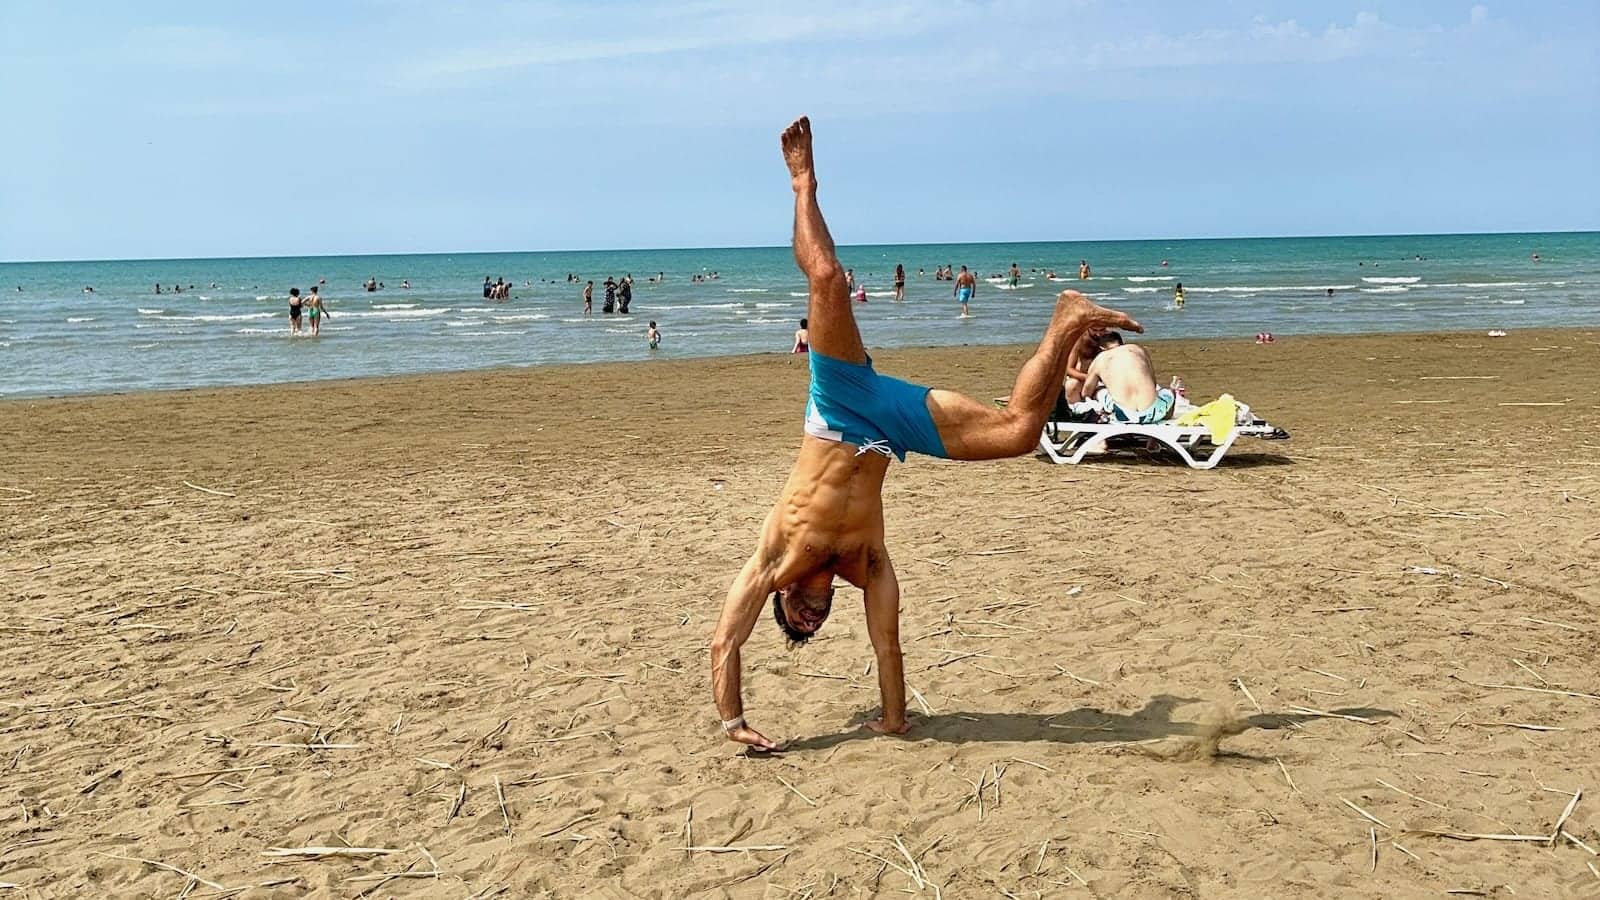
[763,436,889,588]
[1092,344,1160,411]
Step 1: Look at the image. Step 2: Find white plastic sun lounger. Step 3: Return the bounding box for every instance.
[1037,419,1289,470]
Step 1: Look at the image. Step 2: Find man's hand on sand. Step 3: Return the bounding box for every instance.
[726,722,782,752]
[781,116,817,190]
[865,716,910,736]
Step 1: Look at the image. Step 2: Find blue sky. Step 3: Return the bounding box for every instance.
[1,1,1596,261]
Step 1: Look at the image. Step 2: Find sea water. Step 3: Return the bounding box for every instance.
[1,232,1595,398]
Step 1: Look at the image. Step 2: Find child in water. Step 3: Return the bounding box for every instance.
[647,321,661,350]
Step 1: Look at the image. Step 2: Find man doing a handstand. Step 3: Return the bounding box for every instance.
[709,117,1141,750]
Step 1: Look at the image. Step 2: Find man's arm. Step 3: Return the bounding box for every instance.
[1080,355,1104,399]
[862,556,907,734]
[709,549,781,750]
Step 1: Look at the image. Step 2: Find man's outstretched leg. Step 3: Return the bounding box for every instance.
[782,117,867,365]
[926,291,1141,460]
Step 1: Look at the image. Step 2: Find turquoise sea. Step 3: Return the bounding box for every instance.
[2,232,1596,398]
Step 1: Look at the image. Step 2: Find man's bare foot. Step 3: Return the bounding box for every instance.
[781,116,816,189]
[1056,289,1142,334]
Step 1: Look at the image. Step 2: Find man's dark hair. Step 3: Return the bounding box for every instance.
[1099,330,1124,348]
[771,591,814,645]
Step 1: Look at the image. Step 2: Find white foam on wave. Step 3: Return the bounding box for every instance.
[445,320,486,327]
[1498,299,1527,305]
[254,295,274,301]
[336,308,450,318]
[994,284,1034,291]
[866,290,897,297]
[1360,286,1409,294]
[788,292,809,298]
[371,303,417,309]
[1127,276,1175,282]
[726,288,768,294]
[1432,281,1534,288]
[1187,284,1352,294]
[168,312,277,322]
[491,314,548,321]
[668,302,741,310]
[66,316,97,323]
[236,327,282,335]
[457,330,527,336]
[137,308,165,315]
[1125,287,1161,294]
[455,306,499,313]
[754,302,790,309]
[1361,276,1421,284]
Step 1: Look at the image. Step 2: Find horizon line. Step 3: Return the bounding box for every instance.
[4,227,1595,266]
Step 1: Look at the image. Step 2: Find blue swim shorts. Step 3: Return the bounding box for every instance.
[1101,387,1176,424]
[804,351,948,461]
[956,286,973,303]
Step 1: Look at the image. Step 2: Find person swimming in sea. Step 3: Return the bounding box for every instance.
[1173,283,1185,309]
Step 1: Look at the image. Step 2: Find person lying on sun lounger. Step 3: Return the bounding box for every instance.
[1080,331,1176,424]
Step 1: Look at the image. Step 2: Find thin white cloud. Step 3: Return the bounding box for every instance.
[406,1,953,78]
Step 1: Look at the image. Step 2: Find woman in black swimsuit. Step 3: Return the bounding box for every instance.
[894,263,906,302]
[288,287,303,335]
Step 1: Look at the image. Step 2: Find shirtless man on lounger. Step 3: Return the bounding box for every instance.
[709,117,1141,750]
[1080,331,1175,424]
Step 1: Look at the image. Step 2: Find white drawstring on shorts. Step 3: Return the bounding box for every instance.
[855,439,892,458]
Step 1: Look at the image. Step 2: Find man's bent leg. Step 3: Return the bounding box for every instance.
[783,116,866,364]
[927,292,1140,461]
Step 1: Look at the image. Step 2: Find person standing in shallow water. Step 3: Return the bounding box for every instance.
[894,264,906,302]
[647,321,661,350]
[288,287,303,335]
[583,280,593,317]
[307,285,327,336]
[953,265,976,318]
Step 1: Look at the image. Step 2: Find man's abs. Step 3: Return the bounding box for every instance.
[778,438,889,539]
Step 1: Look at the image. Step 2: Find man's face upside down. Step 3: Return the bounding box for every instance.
[772,573,835,644]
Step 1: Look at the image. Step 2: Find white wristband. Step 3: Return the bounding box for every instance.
[720,715,745,733]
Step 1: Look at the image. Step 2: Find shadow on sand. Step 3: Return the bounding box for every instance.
[779,694,1393,761]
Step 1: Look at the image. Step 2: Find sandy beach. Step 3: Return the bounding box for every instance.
[2,328,1598,898]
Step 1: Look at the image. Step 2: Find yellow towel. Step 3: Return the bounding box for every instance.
[1174,394,1238,442]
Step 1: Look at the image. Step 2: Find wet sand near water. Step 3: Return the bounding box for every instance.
[2,328,1598,897]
